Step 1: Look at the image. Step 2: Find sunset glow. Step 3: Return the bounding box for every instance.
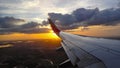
[0,31,60,41]
[66,24,120,37]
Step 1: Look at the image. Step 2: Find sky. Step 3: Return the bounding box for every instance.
[0,0,120,41]
[0,0,120,22]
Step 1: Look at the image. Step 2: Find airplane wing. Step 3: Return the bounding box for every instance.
[48,19,120,68]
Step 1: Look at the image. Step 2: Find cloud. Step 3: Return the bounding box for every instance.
[88,8,120,26]
[41,20,49,26]
[0,17,50,34]
[0,16,25,28]
[0,0,119,22]
[48,8,120,30]
[72,8,99,22]
[48,13,77,26]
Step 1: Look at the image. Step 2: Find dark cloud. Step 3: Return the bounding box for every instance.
[48,13,77,26]
[21,21,39,28]
[41,20,49,26]
[0,17,50,34]
[48,8,120,30]
[72,8,99,22]
[0,17,25,28]
[0,25,50,34]
[88,8,120,26]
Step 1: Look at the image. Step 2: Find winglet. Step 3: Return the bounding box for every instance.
[48,18,60,35]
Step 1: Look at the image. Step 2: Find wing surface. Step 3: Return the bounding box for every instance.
[60,32,120,68]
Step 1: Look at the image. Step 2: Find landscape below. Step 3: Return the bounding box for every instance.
[0,39,68,68]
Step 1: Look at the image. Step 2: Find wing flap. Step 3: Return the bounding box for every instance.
[61,42,78,66]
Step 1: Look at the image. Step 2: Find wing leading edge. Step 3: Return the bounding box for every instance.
[48,19,120,68]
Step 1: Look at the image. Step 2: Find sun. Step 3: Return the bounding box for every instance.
[48,30,60,39]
